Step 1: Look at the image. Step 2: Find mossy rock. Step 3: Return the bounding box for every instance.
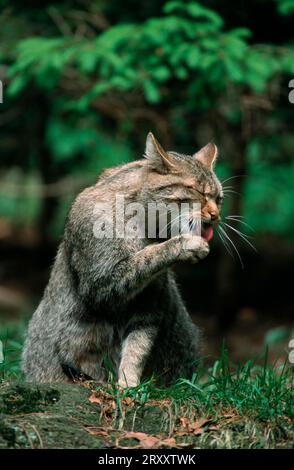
[0,382,107,448]
[0,381,167,449]
[0,383,60,414]
[124,405,170,434]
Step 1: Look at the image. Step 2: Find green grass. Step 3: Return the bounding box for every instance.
[119,350,293,421]
[102,348,293,448]
[0,322,24,381]
[0,323,293,448]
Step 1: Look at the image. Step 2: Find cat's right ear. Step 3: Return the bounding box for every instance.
[145,132,178,174]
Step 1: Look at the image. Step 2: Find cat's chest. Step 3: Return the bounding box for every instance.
[97,271,176,323]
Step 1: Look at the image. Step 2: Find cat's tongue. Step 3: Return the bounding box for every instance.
[202,224,214,242]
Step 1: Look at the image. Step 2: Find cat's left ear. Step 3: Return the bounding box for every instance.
[193,143,218,170]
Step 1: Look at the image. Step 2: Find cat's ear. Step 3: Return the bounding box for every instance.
[145,132,179,173]
[193,143,218,170]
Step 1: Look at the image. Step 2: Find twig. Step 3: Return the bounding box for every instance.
[0,176,94,198]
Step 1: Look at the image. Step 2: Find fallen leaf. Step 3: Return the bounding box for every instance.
[123,432,160,449]
[190,417,210,433]
[89,392,102,404]
[161,437,177,447]
[179,416,190,428]
[88,391,116,420]
[122,396,135,407]
[179,416,210,435]
[120,432,180,449]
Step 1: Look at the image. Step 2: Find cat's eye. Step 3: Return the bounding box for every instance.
[216,195,224,205]
[194,188,206,197]
[163,187,173,195]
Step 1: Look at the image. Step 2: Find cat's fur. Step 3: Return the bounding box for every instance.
[22,133,223,386]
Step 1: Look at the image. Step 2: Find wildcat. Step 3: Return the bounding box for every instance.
[22,133,223,386]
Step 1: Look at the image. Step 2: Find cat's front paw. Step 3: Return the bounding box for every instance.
[175,234,210,263]
[118,376,138,388]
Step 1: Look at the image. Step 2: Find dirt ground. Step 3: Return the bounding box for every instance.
[0,381,292,449]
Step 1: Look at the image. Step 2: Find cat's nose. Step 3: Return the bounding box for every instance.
[210,211,219,221]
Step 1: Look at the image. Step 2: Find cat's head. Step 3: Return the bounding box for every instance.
[143,132,223,241]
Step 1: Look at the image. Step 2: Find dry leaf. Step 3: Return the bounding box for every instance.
[161,437,177,447]
[123,432,160,449]
[179,416,190,428]
[123,396,135,407]
[190,417,210,432]
[178,416,210,435]
[89,392,102,404]
[121,432,179,449]
[88,391,116,420]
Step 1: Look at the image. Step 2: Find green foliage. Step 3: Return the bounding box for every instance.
[7,2,293,103]
[275,0,294,15]
[0,322,24,381]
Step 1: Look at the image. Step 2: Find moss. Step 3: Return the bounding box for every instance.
[0,382,106,448]
[0,420,16,447]
[0,384,60,414]
[125,405,169,434]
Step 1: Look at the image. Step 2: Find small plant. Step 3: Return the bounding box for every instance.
[0,322,25,381]
[90,345,294,431]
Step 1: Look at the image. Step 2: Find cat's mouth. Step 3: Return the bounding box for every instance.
[201,221,214,242]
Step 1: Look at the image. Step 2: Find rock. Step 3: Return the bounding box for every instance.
[0,381,169,449]
[0,382,106,448]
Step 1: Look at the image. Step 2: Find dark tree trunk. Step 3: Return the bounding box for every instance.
[216,125,248,332]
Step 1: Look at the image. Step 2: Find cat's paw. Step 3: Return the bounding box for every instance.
[176,234,210,263]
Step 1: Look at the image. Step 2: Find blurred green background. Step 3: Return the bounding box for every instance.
[0,0,293,369]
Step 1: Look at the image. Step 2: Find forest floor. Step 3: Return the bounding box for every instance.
[0,351,293,449]
[0,313,293,449]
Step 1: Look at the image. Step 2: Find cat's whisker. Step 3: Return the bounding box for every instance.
[223,221,254,242]
[223,222,257,252]
[219,224,244,269]
[190,217,202,236]
[224,222,253,242]
[195,218,201,233]
[222,185,235,190]
[171,213,191,236]
[179,218,188,235]
[221,174,247,185]
[217,230,234,258]
[226,216,254,232]
[222,189,241,196]
[226,214,245,219]
[184,221,191,235]
[158,213,182,237]
[178,214,190,234]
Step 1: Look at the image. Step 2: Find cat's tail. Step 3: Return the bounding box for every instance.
[61,363,94,382]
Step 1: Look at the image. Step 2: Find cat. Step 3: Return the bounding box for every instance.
[22,132,223,386]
